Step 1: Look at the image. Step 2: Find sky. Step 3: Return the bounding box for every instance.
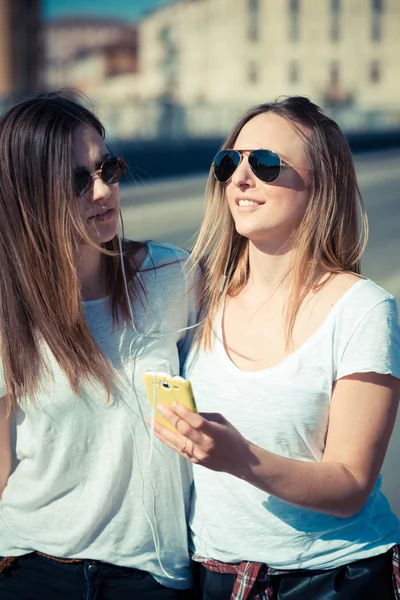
[43,0,170,22]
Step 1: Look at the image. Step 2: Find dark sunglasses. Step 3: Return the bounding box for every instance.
[74,156,127,197]
[213,149,291,184]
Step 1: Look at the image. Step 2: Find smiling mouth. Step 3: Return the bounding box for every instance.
[236,198,265,207]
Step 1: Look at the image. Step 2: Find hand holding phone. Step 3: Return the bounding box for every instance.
[143,371,198,432]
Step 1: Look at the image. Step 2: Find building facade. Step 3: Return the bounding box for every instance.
[42,0,400,139]
[138,0,400,137]
[44,18,138,90]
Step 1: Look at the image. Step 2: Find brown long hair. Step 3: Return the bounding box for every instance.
[0,92,145,412]
[192,96,368,348]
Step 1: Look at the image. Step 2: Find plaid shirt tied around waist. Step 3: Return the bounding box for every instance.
[202,545,400,600]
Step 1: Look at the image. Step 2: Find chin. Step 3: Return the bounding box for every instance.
[99,228,118,245]
[235,224,293,248]
[90,223,118,245]
[234,222,267,240]
[233,215,298,244]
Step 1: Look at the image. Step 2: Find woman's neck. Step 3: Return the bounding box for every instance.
[77,244,106,301]
[247,240,295,294]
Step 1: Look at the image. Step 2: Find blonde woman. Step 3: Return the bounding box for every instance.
[151,97,400,599]
[0,93,196,599]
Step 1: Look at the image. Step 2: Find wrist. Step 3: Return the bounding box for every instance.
[229,439,262,482]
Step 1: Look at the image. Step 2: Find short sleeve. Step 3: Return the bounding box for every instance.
[336,298,400,380]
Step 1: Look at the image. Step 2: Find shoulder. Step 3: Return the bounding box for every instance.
[135,242,201,302]
[311,274,397,336]
[334,278,400,380]
[333,276,399,342]
[326,272,393,301]
[328,275,397,318]
[139,242,201,295]
[324,274,399,351]
[144,241,190,269]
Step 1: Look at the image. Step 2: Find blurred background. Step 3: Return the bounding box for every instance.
[1,0,400,514]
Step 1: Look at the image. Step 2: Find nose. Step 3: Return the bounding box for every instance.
[90,173,111,203]
[231,154,256,189]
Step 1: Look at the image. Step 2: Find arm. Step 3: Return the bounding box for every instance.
[152,372,399,518]
[0,396,12,499]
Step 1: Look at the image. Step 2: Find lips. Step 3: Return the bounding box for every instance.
[235,197,265,207]
[87,207,114,220]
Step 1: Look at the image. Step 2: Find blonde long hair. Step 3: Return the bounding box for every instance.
[0,93,145,412]
[191,96,368,349]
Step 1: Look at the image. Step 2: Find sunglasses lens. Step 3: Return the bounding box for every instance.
[249,150,281,183]
[101,157,127,184]
[74,173,91,197]
[74,157,127,197]
[213,150,241,183]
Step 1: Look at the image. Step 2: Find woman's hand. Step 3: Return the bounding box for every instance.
[147,402,256,475]
[149,374,400,518]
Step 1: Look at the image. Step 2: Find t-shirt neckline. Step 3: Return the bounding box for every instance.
[217,277,368,377]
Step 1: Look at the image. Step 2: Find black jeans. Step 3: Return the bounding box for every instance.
[0,553,193,600]
[198,550,397,600]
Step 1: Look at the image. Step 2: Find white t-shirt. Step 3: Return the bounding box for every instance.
[185,278,400,570]
[0,242,199,590]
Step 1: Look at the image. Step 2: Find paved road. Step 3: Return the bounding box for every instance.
[121,149,400,515]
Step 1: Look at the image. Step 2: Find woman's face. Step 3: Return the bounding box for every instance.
[72,124,120,244]
[225,112,311,248]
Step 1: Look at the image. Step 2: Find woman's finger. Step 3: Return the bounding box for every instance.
[169,401,209,432]
[157,403,204,439]
[147,416,195,456]
[152,428,186,454]
[146,416,182,446]
[151,428,197,462]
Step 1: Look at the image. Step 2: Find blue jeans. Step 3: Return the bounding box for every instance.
[0,553,193,600]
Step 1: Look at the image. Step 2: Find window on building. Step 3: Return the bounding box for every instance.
[372,0,383,13]
[158,24,179,91]
[371,0,383,41]
[289,61,299,84]
[330,61,339,86]
[289,0,300,42]
[330,0,340,41]
[248,0,259,42]
[248,61,258,84]
[370,60,381,83]
[331,0,340,12]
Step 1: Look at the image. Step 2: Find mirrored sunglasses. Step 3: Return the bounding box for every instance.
[213,149,286,184]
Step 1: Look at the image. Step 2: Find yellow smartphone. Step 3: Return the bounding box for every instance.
[144,371,198,432]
